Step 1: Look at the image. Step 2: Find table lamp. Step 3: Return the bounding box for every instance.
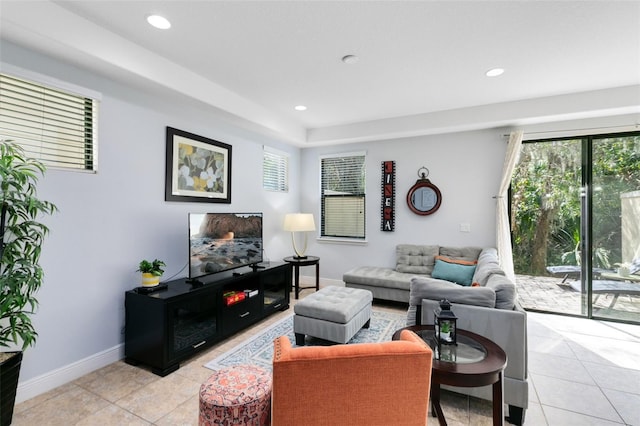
[283,213,315,259]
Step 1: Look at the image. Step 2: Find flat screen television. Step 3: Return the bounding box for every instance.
[188,212,263,282]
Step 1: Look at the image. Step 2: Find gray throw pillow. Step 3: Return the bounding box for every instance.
[472,248,505,286]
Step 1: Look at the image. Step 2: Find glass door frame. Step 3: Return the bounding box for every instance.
[512,131,640,325]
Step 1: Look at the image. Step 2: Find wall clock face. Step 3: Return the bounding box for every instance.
[407,179,442,215]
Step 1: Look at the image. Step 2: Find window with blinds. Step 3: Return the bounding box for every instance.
[263,146,289,192]
[320,152,366,239]
[0,72,98,171]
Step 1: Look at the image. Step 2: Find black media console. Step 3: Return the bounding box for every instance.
[124,262,291,376]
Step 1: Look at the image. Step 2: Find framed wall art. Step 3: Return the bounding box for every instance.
[165,127,232,203]
[381,160,395,231]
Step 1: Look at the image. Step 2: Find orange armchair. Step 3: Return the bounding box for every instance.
[272,330,433,426]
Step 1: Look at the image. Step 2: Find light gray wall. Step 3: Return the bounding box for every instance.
[299,129,508,280]
[3,40,638,400]
[1,42,300,386]
[297,112,640,281]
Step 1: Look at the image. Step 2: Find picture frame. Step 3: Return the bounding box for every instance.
[165,127,232,203]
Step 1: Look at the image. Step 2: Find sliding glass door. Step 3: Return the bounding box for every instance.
[589,135,640,322]
[511,132,640,324]
[511,138,584,316]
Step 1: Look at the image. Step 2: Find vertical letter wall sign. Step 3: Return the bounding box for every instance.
[381,161,395,231]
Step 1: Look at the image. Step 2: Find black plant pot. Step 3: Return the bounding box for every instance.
[0,351,22,426]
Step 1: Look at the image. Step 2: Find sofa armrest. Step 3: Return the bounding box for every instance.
[420,299,528,381]
[406,276,496,326]
[485,273,516,310]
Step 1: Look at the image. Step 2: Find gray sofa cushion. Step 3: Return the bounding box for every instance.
[343,266,416,291]
[410,277,496,308]
[439,246,482,261]
[406,276,496,326]
[485,273,516,310]
[472,247,505,286]
[395,244,439,274]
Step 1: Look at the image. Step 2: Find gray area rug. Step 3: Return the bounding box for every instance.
[204,309,407,372]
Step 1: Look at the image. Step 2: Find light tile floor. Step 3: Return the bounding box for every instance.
[12,290,640,425]
[525,311,639,425]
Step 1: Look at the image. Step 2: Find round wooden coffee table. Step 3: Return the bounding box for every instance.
[393,325,507,426]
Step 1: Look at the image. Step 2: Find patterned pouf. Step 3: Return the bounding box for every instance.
[199,365,272,426]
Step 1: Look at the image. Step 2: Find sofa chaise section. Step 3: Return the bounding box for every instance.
[342,266,416,303]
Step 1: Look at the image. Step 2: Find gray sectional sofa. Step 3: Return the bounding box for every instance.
[343,244,528,425]
[343,245,515,306]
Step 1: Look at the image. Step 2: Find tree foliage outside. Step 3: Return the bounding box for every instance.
[511,134,640,275]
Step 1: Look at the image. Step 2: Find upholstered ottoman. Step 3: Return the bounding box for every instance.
[199,365,272,426]
[293,285,373,345]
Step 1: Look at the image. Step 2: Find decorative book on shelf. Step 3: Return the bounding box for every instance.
[244,289,259,298]
[223,291,246,306]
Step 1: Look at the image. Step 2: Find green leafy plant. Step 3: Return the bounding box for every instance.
[137,259,166,276]
[1,140,57,350]
[439,322,451,333]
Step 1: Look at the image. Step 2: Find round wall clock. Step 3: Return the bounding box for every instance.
[407,167,442,216]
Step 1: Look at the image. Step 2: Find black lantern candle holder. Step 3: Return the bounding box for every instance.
[434,299,457,345]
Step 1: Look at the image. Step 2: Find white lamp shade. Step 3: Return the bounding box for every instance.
[283,213,316,232]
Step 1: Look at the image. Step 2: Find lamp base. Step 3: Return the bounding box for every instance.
[293,255,308,260]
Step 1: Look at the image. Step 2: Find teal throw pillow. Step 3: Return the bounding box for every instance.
[431,259,477,286]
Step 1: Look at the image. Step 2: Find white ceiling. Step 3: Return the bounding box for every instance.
[1,0,639,145]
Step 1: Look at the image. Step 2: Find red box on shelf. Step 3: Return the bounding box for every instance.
[224,291,246,306]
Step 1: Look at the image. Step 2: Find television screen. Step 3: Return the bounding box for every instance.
[189,212,263,280]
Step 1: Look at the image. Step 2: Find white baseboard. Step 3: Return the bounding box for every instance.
[16,344,124,403]
[299,275,343,288]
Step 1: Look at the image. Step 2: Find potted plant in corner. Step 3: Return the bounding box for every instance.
[137,259,166,287]
[0,140,57,426]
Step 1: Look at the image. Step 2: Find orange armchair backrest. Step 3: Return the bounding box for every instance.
[272,330,433,426]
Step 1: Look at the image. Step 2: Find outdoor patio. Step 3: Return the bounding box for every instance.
[516,274,640,323]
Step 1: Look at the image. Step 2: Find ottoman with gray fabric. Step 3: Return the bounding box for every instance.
[293,286,373,345]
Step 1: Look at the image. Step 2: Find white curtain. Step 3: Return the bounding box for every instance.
[496,130,524,282]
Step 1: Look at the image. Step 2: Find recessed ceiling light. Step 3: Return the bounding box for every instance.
[147,15,171,30]
[294,105,307,111]
[342,55,359,65]
[486,68,505,77]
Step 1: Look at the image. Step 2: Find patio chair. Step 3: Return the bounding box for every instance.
[568,280,640,308]
[545,265,607,283]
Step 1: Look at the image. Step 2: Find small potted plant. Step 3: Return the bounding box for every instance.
[439,321,451,342]
[137,259,166,287]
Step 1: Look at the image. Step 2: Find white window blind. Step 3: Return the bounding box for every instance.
[0,72,98,171]
[263,146,289,192]
[320,152,366,239]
